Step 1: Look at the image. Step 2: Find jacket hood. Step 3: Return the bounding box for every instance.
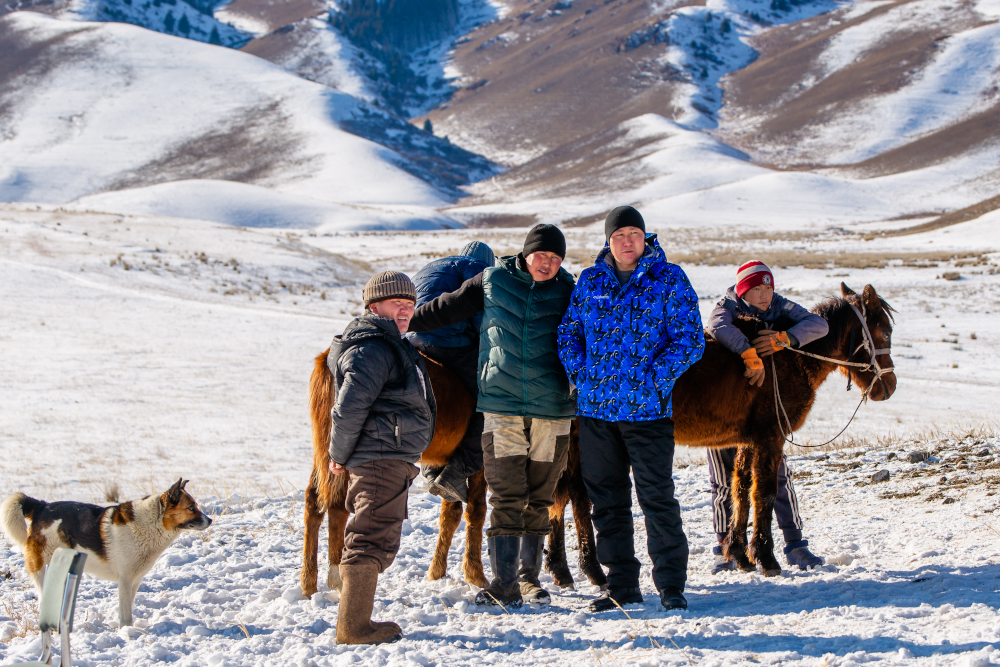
[341,314,402,342]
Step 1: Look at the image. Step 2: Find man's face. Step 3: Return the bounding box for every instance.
[369,298,415,332]
[743,284,774,311]
[524,251,563,282]
[608,226,645,269]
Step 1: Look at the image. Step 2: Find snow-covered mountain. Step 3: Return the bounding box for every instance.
[0,11,494,229]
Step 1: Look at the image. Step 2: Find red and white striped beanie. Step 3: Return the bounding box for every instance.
[735,261,773,298]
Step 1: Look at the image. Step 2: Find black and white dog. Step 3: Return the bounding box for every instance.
[1,478,211,627]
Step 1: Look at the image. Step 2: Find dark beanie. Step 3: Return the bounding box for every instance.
[522,223,566,259]
[605,205,645,241]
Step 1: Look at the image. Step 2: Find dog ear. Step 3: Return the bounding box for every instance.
[840,282,856,298]
[180,479,189,491]
[166,478,184,506]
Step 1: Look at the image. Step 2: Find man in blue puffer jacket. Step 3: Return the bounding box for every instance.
[408,241,495,504]
[558,206,704,612]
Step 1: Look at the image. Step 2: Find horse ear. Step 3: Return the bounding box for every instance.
[862,285,879,311]
[840,282,856,298]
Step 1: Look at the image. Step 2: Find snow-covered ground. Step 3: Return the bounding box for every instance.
[1,205,999,665]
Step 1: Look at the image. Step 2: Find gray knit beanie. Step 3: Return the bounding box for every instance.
[460,240,495,267]
[363,270,416,306]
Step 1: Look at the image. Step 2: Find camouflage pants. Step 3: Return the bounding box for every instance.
[482,413,571,537]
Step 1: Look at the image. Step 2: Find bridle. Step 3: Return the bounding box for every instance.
[771,298,895,448]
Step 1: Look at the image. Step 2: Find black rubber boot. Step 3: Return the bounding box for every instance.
[427,464,469,504]
[659,587,688,611]
[589,587,643,612]
[475,535,523,609]
[518,534,550,605]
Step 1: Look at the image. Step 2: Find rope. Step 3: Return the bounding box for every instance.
[767,298,894,449]
[771,355,869,448]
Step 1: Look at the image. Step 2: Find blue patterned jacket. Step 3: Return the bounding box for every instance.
[557,235,704,422]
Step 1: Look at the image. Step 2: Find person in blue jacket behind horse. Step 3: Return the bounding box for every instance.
[408,241,495,504]
[558,206,704,612]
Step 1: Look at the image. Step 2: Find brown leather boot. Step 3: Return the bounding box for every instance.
[336,562,402,645]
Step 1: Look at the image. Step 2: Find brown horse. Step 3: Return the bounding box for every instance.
[300,350,488,596]
[300,349,607,596]
[545,283,897,580]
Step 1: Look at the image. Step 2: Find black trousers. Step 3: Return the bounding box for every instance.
[707,447,803,544]
[419,344,484,476]
[579,416,688,592]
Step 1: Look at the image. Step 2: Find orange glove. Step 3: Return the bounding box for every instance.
[741,348,765,387]
[752,330,790,358]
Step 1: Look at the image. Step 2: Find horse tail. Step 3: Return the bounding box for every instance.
[1,493,42,548]
[310,349,338,510]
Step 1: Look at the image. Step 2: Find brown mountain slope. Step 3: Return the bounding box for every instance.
[715,0,993,172]
[419,0,699,166]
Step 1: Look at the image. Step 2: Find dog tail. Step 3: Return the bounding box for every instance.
[1,493,43,548]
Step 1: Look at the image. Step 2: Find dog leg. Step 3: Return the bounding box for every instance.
[30,568,44,594]
[118,577,135,628]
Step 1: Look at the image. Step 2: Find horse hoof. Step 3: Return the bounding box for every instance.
[738,562,756,572]
[762,567,782,577]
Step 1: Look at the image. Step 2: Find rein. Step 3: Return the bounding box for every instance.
[770,299,894,448]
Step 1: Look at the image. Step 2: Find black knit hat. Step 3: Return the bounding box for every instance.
[363,270,416,306]
[605,205,645,241]
[522,223,566,259]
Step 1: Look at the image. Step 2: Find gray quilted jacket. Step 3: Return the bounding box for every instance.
[328,315,437,469]
[706,286,829,355]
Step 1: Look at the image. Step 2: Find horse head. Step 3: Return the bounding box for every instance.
[840,283,897,401]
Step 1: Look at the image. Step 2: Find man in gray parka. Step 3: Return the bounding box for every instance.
[328,270,436,645]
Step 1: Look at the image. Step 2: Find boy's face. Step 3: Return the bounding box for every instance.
[369,298,415,332]
[743,284,774,311]
[525,251,562,282]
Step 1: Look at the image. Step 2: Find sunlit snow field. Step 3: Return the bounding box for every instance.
[1,204,999,666]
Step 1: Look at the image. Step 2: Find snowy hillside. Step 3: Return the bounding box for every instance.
[0,12,494,230]
[66,0,249,46]
[1,206,999,665]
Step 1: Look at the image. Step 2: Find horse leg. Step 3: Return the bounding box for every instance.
[327,502,348,592]
[545,484,574,589]
[462,469,489,588]
[568,471,607,590]
[326,473,350,592]
[749,444,783,577]
[429,499,463,582]
[300,469,324,597]
[723,446,755,571]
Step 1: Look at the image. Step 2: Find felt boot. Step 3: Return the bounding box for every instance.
[336,562,402,645]
[518,534,550,604]
[475,535,523,608]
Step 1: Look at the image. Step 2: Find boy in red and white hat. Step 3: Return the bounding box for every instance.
[704,261,829,573]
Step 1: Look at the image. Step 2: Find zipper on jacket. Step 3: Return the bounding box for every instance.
[522,282,535,408]
[394,414,401,448]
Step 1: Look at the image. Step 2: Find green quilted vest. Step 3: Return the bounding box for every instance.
[477,255,576,419]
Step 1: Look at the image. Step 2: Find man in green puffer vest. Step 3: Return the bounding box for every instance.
[408,224,576,608]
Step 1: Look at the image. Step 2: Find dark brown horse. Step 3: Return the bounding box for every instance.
[546,283,897,580]
[300,350,606,595]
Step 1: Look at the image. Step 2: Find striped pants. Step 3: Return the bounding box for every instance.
[706,447,803,545]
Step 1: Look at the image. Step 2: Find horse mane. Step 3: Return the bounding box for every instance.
[808,292,896,355]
